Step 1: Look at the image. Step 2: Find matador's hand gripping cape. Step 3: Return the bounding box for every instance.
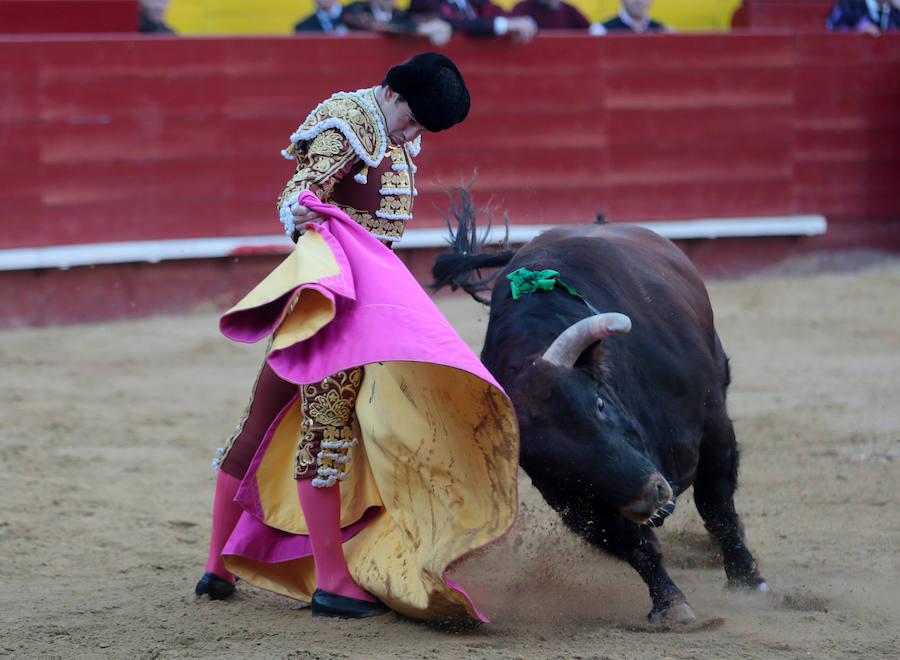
[217,192,520,623]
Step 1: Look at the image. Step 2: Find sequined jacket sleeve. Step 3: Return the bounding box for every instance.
[276,130,358,212]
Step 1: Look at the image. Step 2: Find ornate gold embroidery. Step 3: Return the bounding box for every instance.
[295,367,363,485]
[374,146,414,227]
[391,144,415,181]
[384,146,414,189]
[295,422,318,475]
[307,387,355,426]
[368,216,406,237]
[382,170,410,189]
[337,205,406,241]
[339,205,374,226]
[379,194,412,219]
[309,131,345,158]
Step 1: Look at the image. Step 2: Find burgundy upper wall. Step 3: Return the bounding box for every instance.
[0,1,138,34]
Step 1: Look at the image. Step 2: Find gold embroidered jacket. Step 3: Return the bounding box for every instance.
[277,87,420,244]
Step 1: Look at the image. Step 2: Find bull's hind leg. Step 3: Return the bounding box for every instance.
[694,412,768,592]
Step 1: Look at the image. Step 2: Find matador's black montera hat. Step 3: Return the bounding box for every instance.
[383,52,470,133]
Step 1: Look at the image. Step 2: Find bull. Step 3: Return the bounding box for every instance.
[432,195,768,623]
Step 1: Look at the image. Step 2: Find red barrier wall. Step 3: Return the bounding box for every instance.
[1,33,899,325]
[3,33,898,249]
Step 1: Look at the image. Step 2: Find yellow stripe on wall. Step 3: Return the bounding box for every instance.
[167,0,742,35]
[167,0,313,34]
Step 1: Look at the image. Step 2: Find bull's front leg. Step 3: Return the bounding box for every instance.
[584,515,697,624]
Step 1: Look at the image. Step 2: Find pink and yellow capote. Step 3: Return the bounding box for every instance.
[217,192,519,622]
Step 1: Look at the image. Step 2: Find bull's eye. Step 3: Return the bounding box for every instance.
[596,397,605,412]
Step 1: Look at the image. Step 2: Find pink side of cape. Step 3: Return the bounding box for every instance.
[220,191,501,390]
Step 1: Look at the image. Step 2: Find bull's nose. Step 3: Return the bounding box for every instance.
[619,472,673,524]
[654,479,671,507]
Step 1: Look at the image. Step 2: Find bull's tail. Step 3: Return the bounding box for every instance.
[430,177,515,305]
[432,250,516,302]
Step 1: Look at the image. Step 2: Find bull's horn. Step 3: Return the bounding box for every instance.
[539,313,632,368]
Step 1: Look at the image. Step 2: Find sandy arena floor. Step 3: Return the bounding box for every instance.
[1,251,898,659]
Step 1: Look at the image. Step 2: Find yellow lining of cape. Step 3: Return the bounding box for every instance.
[223,232,341,349]
[254,397,383,535]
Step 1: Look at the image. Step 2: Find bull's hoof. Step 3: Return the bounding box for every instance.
[727,575,769,594]
[648,601,697,625]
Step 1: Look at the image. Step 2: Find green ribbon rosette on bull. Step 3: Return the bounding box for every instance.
[506,267,601,315]
[506,268,581,300]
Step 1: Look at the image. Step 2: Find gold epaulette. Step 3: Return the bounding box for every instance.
[280,88,388,167]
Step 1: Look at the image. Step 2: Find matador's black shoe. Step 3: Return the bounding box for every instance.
[194,572,236,600]
[311,588,390,618]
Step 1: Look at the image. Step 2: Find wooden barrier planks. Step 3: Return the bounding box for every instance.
[793,33,900,220]
[1,32,898,254]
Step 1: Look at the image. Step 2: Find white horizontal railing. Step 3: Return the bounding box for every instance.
[0,235,296,271]
[0,215,827,272]
[394,215,828,247]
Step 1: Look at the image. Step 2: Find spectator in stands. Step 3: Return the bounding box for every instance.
[139,0,175,33]
[826,0,900,33]
[408,0,538,42]
[589,0,669,34]
[341,0,453,45]
[510,0,590,30]
[295,0,348,33]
